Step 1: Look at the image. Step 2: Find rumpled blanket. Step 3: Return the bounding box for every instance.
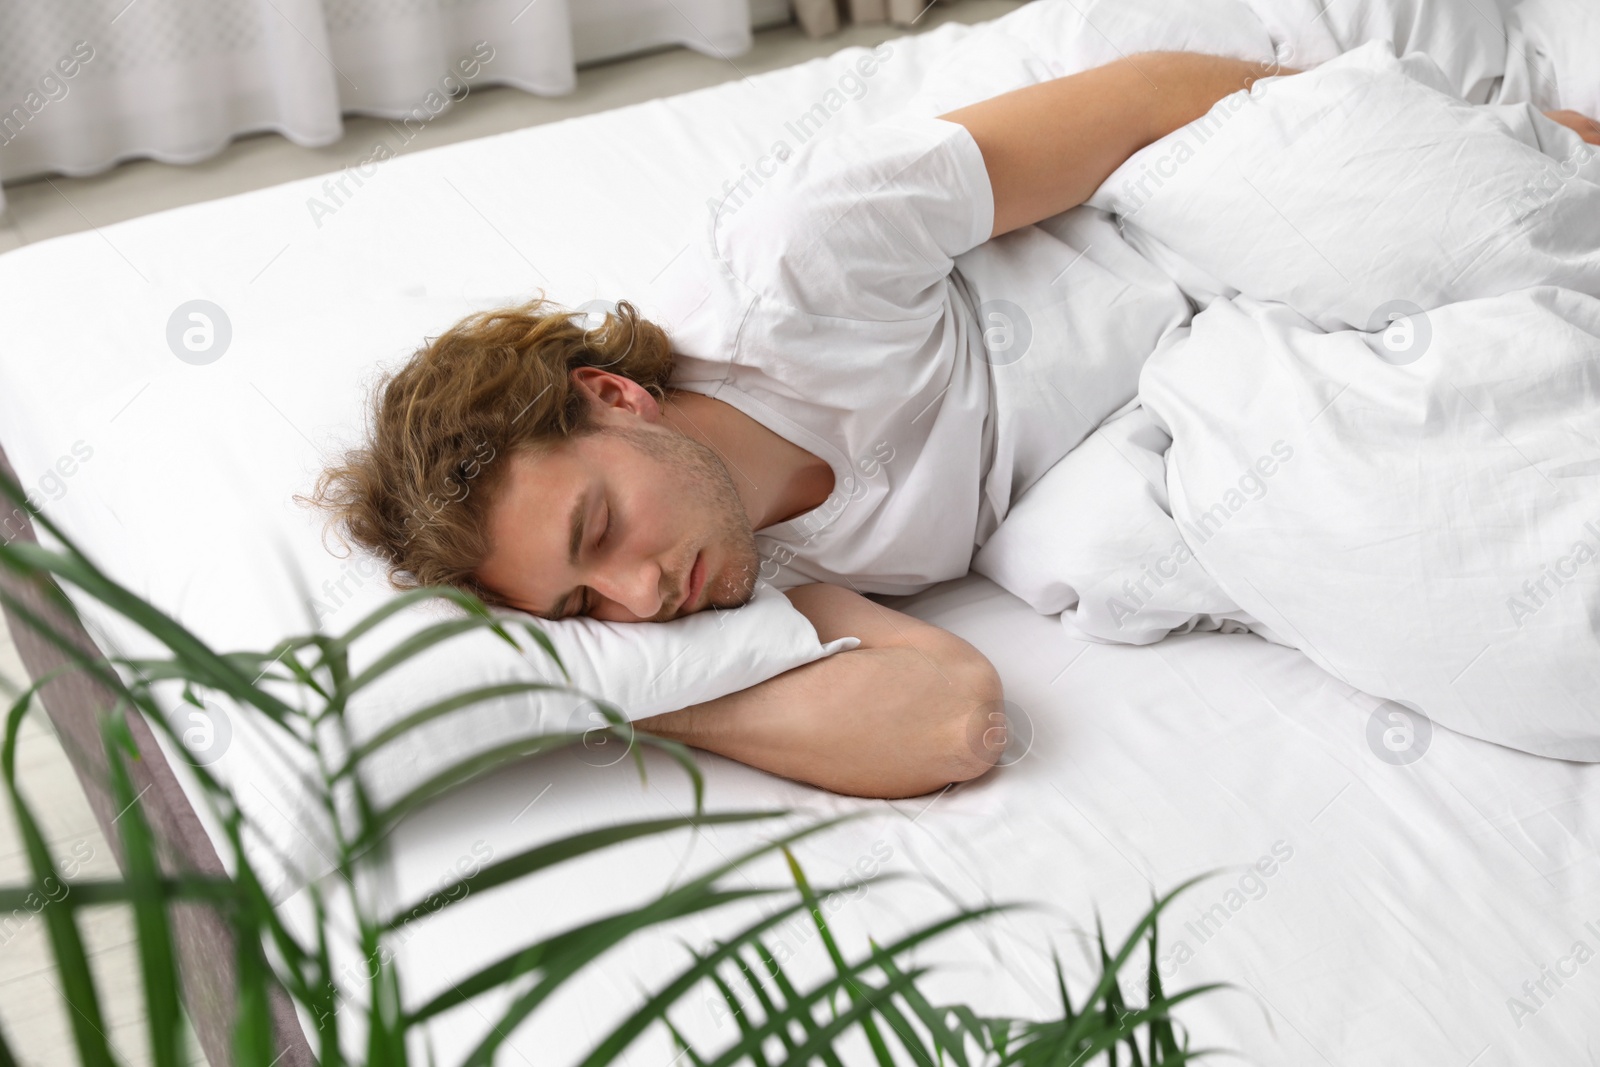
[974,40,1600,759]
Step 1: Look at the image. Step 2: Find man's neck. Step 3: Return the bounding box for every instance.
[660,388,834,531]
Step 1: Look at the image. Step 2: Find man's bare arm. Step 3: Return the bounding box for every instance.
[632,582,1005,798]
[1544,108,1600,144]
[940,50,1300,240]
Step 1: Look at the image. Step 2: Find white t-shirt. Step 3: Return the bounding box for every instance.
[648,112,1191,596]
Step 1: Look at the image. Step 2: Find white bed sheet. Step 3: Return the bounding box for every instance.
[311,571,1600,1065]
[1,1,1598,1063]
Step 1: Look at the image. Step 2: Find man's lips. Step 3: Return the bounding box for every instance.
[681,551,705,615]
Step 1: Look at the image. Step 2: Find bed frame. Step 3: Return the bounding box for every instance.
[0,443,312,1067]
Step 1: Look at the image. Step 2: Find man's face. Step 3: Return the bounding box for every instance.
[475,421,762,623]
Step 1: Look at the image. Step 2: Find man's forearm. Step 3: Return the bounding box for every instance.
[1119,50,1299,151]
[633,641,1005,799]
[942,50,1300,240]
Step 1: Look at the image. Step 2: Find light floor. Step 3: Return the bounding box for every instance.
[0,2,1023,1063]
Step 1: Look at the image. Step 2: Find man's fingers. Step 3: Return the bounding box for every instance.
[1543,109,1600,145]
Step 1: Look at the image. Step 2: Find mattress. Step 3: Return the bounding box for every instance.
[2,1,1597,1063]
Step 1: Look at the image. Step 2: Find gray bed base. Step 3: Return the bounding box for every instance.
[0,442,314,1067]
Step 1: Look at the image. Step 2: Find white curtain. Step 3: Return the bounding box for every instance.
[0,0,766,214]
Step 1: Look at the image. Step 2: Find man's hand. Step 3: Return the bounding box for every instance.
[633,582,1006,798]
[941,50,1302,240]
[1543,109,1600,145]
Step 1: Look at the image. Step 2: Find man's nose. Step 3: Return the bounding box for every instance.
[597,558,668,620]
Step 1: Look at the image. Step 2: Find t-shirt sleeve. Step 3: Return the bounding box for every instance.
[710,112,996,323]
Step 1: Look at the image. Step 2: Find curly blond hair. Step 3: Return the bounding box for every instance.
[300,294,675,607]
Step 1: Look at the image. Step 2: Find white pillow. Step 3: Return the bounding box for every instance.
[503,582,859,722]
[345,576,860,810]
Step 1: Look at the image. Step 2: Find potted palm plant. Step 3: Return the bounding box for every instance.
[0,465,1229,1066]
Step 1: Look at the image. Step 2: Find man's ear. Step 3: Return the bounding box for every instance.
[569,367,662,422]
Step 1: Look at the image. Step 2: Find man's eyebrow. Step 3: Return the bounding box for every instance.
[545,488,588,620]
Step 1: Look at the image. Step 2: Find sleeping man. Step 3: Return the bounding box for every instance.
[310,42,1600,799]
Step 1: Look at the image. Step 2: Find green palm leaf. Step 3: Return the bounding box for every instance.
[100,707,185,1067]
[331,680,576,779]
[382,811,790,932]
[699,901,1010,1067]
[1,693,116,1067]
[323,586,539,674]
[0,1017,19,1067]
[718,966,930,1067]
[577,903,815,1067]
[728,942,799,1059]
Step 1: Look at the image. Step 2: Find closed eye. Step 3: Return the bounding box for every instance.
[579,500,610,616]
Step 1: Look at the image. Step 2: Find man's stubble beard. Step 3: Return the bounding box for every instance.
[605,422,761,613]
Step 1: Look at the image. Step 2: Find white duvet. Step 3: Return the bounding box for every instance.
[976,41,1600,759]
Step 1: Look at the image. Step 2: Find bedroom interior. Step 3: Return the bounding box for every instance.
[3,0,1598,1064]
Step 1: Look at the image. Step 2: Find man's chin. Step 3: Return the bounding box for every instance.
[705,578,758,613]
[708,549,761,610]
